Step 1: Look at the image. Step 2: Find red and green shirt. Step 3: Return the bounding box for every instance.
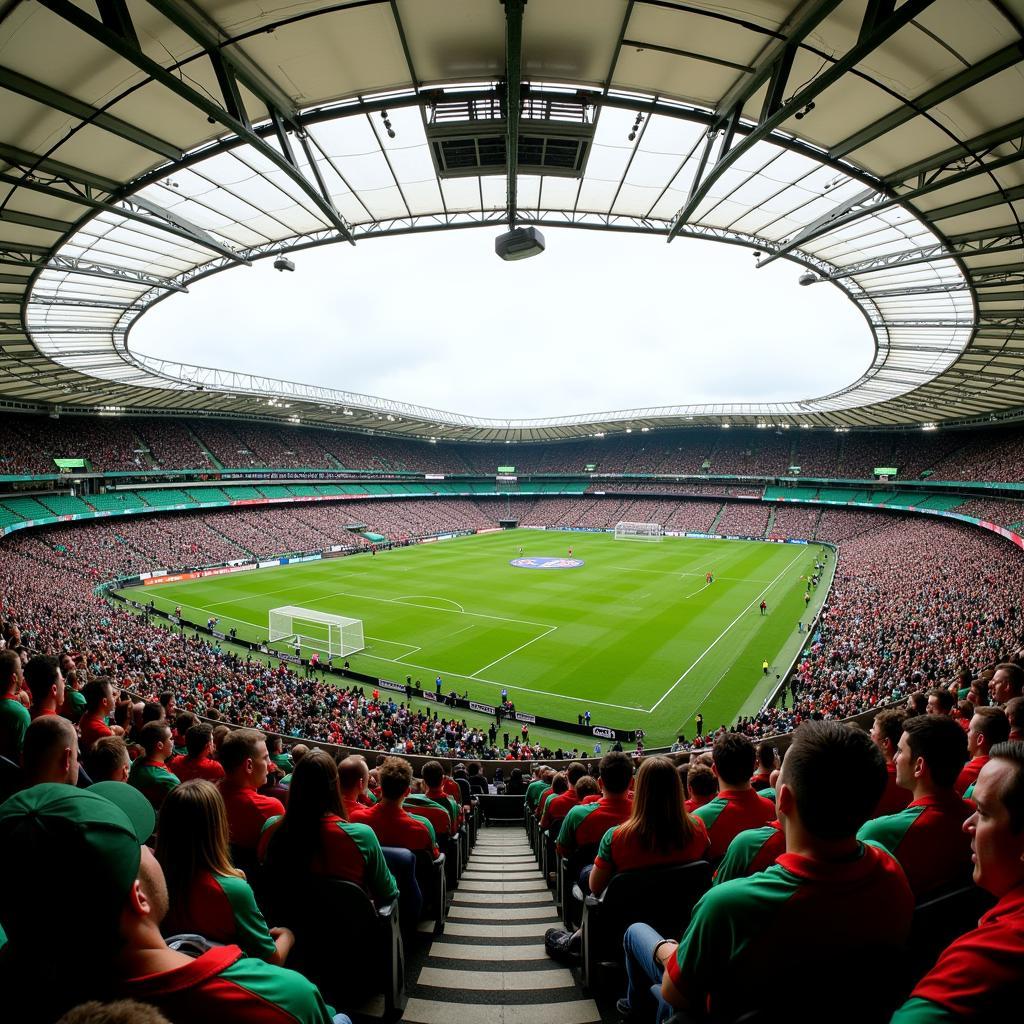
[399,794,452,839]
[691,788,776,861]
[874,760,912,818]
[713,821,785,885]
[0,694,30,760]
[219,781,285,853]
[128,758,180,810]
[556,794,632,856]
[856,792,973,899]
[360,801,439,857]
[162,870,278,962]
[426,786,461,828]
[526,778,548,809]
[666,843,914,1020]
[120,943,336,1023]
[955,756,988,797]
[541,789,579,830]
[78,712,112,753]
[594,816,709,875]
[170,754,226,784]
[891,884,1024,1023]
[258,814,399,904]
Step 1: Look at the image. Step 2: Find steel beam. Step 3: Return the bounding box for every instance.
[668,0,934,238]
[0,67,181,161]
[0,142,121,193]
[36,0,355,245]
[831,41,1024,160]
[0,208,74,233]
[501,0,527,228]
[46,255,186,293]
[0,171,249,264]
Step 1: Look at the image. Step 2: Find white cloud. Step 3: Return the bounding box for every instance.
[131,226,871,418]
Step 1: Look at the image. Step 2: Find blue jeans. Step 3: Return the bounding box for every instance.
[333,1016,353,1024]
[623,922,674,1024]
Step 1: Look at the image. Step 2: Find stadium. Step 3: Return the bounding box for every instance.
[0,1,1022,1021]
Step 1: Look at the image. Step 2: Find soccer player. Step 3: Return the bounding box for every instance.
[892,741,1024,1022]
[759,600,767,616]
[568,546,573,557]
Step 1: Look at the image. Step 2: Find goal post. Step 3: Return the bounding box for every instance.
[268,606,365,657]
[614,521,664,542]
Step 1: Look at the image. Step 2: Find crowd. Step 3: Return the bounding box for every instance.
[4,413,1024,479]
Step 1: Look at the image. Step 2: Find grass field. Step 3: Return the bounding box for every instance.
[124,529,832,748]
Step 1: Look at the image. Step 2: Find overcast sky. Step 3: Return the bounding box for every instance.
[132,227,871,419]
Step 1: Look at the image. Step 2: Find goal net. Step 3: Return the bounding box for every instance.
[614,521,664,542]
[268,606,365,657]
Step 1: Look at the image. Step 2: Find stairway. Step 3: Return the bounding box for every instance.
[403,828,601,1024]
[764,506,777,537]
[708,502,725,533]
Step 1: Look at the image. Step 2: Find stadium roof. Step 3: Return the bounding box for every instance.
[0,0,1022,442]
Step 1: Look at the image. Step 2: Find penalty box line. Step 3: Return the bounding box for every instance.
[647,548,808,714]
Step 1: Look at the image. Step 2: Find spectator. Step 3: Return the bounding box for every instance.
[157,780,294,964]
[957,706,1010,796]
[267,734,294,777]
[525,766,554,811]
[892,741,1024,1022]
[261,749,398,905]
[750,742,777,790]
[467,761,489,795]
[56,1000,171,1024]
[545,756,709,963]
[858,715,973,899]
[61,670,86,724]
[24,654,64,720]
[713,817,785,885]
[990,662,1024,706]
[619,722,913,1022]
[0,784,344,1023]
[556,751,634,858]
[1005,696,1024,741]
[85,735,130,783]
[684,762,717,812]
[692,733,775,861]
[169,724,226,784]
[22,715,79,787]
[127,721,180,811]
[170,712,196,758]
[217,728,285,856]
[79,679,121,753]
[359,756,439,857]
[927,688,955,717]
[541,760,587,830]
[870,708,912,817]
[0,648,29,760]
[337,754,373,819]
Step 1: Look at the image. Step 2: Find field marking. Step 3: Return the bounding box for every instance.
[610,565,773,584]
[470,625,558,677]
[364,635,420,657]
[446,624,475,640]
[394,595,466,613]
[648,548,806,713]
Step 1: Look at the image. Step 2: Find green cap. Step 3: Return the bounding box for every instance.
[0,783,156,943]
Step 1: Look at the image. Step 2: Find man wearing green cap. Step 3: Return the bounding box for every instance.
[0,783,350,1023]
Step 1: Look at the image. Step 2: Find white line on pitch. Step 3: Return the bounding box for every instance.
[446,624,475,639]
[610,566,772,583]
[469,626,558,677]
[648,548,806,714]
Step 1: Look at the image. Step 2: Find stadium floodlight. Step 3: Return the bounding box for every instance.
[268,606,364,657]
[614,521,664,542]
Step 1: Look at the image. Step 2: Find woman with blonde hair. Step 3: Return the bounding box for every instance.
[587,755,709,897]
[156,779,294,964]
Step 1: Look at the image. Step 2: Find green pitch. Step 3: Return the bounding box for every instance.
[124,529,830,749]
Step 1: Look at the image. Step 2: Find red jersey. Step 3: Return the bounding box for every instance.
[219,780,285,852]
[359,801,439,857]
[556,793,632,856]
[874,760,912,818]
[594,816,709,875]
[691,788,776,861]
[541,789,579,830]
[955,755,988,797]
[78,712,112,752]
[170,754,226,784]
[893,883,1024,1022]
